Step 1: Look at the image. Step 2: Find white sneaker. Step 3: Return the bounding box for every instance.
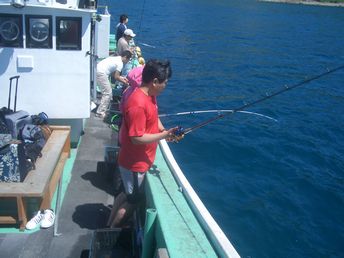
[41,209,55,229]
[26,210,44,230]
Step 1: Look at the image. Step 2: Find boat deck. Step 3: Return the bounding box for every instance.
[0,110,233,258]
[0,113,122,258]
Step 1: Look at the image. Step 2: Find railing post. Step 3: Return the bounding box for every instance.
[141,208,157,258]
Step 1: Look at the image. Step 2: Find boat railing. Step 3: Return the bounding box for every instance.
[159,139,240,258]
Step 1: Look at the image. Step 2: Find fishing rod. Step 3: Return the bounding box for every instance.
[138,42,156,48]
[172,64,344,140]
[159,109,278,122]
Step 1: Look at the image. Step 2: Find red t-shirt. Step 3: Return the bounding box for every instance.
[118,87,159,172]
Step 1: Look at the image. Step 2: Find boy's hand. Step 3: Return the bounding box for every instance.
[166,126,184,143]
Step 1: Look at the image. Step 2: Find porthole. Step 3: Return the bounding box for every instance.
[25,15,52,49]
[0,20,20,41]
[30,20,49,42]
[0,14,23,48]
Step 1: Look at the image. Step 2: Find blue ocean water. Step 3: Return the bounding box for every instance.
[101,0,344,257]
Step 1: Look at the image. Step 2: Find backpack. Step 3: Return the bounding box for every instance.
[31,112,49,125]
[20,124,46,170]
[31,112,51,141]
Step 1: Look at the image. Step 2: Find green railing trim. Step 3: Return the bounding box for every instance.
[142,208,158,258]
[145,146,218,258]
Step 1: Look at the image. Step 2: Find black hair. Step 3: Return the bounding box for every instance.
[119,14,128,23]
[121,50,132,59]
[142,59,172,84]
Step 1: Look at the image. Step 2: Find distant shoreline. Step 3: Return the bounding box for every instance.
[259,0,344,7]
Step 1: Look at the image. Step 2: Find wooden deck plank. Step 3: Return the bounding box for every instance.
[0,216,17,224]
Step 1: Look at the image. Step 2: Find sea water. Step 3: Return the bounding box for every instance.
[101,0,344,257]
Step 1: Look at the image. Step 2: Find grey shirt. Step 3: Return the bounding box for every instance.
[116,37,129,56]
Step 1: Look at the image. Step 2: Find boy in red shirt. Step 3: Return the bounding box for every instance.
[107,59,176,227]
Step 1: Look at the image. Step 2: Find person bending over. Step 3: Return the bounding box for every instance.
[95,50,132,118]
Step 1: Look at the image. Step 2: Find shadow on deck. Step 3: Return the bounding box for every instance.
[0,113,128,258]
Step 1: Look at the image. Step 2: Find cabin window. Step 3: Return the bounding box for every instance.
[25,15,52,49]
[56,17,82,50]
[0,14,23,48]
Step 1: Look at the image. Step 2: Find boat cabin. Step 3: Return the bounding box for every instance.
[0,0,109,143]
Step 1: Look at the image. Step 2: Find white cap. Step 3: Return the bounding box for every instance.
[124,29,136,37]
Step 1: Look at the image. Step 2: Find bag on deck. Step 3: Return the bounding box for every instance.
[31,112,52,141]
[0,134,24,182]
[5,111,32,138]
[0,144,20,182]
[3,76,32,139]
[0,108,11,134]
[21,124,46,169]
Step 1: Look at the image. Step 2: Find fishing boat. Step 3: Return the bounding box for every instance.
[0,1,240,257]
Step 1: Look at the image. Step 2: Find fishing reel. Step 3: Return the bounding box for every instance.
[170,126,185,143]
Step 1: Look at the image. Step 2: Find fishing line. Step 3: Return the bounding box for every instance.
[159,109,277,122]
[137,0,146,34]
[136,0,157,49]
[174,65,344,137]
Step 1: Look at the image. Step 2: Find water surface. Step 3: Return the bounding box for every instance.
[101,0,344,257]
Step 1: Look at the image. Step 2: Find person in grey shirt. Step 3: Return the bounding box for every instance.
[116,29,136,56]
